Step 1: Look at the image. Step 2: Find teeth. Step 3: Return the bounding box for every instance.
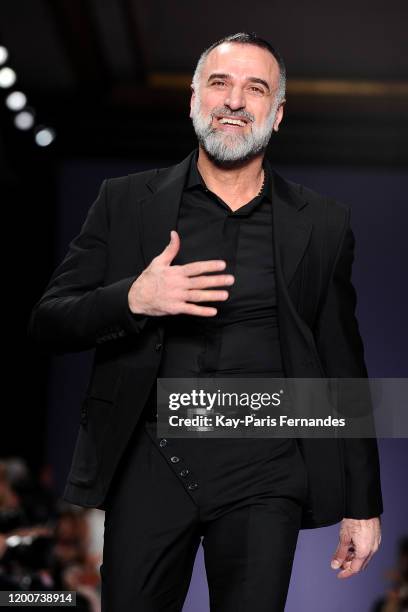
[219,118,246,126]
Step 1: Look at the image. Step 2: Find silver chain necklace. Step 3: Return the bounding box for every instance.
[257,168,266,197]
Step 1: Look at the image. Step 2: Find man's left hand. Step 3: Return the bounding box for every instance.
[331,517,381,578]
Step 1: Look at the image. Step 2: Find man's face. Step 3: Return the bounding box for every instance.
[190,42,284,165]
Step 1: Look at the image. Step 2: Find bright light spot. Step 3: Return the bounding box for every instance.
[0,66,17,88]
[35,127,56,147]
[5,91,27,111]
[0,46,9,65]
[14,110,35,130]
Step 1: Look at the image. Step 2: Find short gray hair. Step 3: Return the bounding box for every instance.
[192,32,286,105]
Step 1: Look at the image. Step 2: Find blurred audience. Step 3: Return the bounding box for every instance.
[372,536,408,612]
[0,458,102,611]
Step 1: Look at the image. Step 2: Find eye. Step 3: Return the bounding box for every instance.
[211,80,227,87]
[249,86,264,94]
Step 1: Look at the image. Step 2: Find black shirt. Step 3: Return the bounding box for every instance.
[141,152,303,503]
[143,150,285,418]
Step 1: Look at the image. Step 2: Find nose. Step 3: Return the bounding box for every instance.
[223,85,245,111]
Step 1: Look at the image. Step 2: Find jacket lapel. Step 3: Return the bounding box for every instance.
[270,168,312,288]
[137,150,312,291]
[138,151,195,267]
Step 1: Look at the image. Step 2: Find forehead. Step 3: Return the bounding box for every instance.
[201,42,279,84]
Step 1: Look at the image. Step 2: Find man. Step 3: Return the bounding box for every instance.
[28,33,383,611]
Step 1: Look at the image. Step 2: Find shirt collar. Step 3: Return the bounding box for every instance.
[185,148,272,203]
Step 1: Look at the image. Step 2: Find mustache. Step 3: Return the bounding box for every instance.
[210,107,255,123]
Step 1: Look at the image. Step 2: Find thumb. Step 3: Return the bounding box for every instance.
[331,534,351,569]
[159,230,180,265]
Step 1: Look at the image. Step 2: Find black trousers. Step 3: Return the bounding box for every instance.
[100,419,308,612]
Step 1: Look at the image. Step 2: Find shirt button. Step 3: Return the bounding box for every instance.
[170,456,180,463]
[179,468,189,477]
[159,439,167,447]
[155,343,163,351]
[188,482,199,491]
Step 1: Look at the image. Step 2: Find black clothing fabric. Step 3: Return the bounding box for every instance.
[139,151,300,510]
[149,150,284,382]
[102,153,309,610]
[101,419,305,612]
[142,151,284,422]
[30,144,384,605]
[30,147,383,528]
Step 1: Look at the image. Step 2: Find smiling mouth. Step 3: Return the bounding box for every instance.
[216,116,248,127]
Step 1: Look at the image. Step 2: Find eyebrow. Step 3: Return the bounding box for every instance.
[207,72,271,93]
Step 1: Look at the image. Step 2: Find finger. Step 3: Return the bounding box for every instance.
[331,537,351,569]
[159,230,181,266]
[337,555,367,578]
[182,260,227,277]
[342,548,355,564]
[335,548,355,576]
[188,274,235,289]
[186,289,229,303]
[360,551,375,572]
[178,303,218,317]
[337,564,356,579]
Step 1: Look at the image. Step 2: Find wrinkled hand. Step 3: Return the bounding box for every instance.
[331,517,381,578]
[128,230,235,317]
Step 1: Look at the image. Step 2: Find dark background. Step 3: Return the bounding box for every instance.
[1,1,407,610]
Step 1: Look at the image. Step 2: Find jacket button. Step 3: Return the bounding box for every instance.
[170,456,180,463]
[188,482,199,491]
[155,343,163,351]
[80,406,88,425]
[180,468,189,478]
[159,439,167,447]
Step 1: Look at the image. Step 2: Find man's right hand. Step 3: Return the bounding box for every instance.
[128,230,235,317]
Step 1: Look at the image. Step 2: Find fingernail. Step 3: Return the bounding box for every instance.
[331,560,341,569]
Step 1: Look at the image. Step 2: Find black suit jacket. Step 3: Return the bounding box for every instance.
[28,150,383,529]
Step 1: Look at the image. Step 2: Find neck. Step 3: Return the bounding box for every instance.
[196,146,265,205]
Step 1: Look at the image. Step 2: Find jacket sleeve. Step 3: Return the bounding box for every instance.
[27,179,148,354]
[313,207,383,519]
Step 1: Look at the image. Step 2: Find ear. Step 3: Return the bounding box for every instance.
[273,100,285,132]
[189,86,195,119]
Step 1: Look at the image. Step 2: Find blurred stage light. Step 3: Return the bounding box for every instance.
[0,46,9,65]
[1,54,56,145]
[0,66,17,88]
[14,109,35,130]
[35,126,56,147]
[5,91,27,111]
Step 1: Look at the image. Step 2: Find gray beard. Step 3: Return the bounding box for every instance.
[191,99,277,167]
